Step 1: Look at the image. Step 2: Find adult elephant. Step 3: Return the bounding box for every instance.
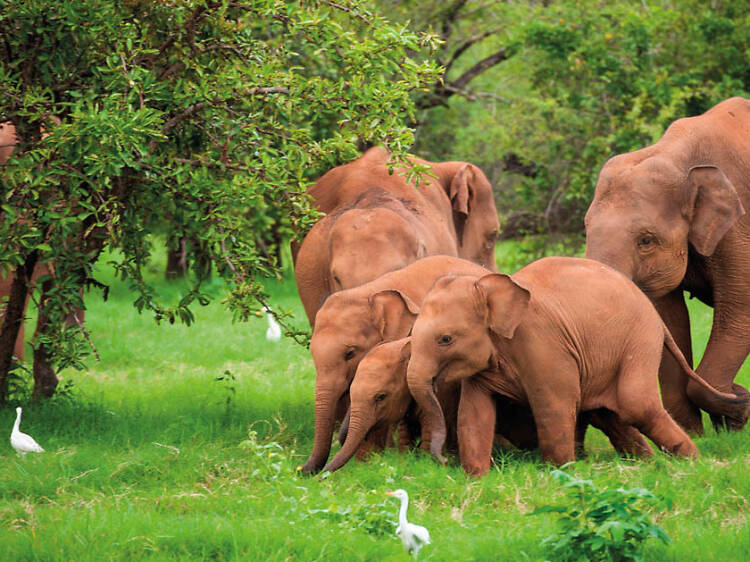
[584,97,750,433]
[295,147,499,325]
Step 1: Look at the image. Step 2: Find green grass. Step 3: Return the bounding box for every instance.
[1,246,749,561]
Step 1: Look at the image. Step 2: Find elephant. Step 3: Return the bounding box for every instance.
[406,257,749,476]
[584,96,750,433]
[295,188,456,325]
[301,255,489,474]
[295,147,500,325]
[323,338,461,473]
[325,333,651,473]
[0,263,53,361]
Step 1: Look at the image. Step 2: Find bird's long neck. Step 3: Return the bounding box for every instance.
[399,495,409,527]
[13,411,21,433]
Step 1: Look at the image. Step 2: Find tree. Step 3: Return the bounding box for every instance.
[406,0,750,239]
[0,0,441,403]
[378,0,515,110]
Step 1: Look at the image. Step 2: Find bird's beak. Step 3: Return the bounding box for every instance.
[385,491,395,497]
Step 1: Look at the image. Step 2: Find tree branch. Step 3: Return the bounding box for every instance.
[444,27,502,75]
[450,47,508,92]
[439,0,469,43]
[322,1,373,25]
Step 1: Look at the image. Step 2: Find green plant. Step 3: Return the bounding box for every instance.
[531,469,672,562]
[0,0,442,401]
[307,490,396,537]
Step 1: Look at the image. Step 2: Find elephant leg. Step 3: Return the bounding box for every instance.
[396,422,413,451]
[652,290,703,434]
[691,301,750,431]
[634,408,698,458]
[458,378,496,476]
[574,415,589,457]
[587,409,653,458]
[616,350,698,458]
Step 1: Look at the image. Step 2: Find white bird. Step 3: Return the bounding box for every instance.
[10,407,44,456]
[386,489,431,557]
[263,306,282,342]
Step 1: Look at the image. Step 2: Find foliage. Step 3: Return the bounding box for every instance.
[243,424,394,536]
[0,0,441,399]
[408,0,750,236]
[531,469,672,562]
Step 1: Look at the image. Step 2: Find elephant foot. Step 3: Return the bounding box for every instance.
[710,413,748,432]
[709,383,750,432]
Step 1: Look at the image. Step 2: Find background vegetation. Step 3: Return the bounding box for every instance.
[3,1,750,559]
[403,0,750,236]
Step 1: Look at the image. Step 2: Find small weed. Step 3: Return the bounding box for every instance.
[239,426,289,481]
[307,490,395,537]
[531,469,672,562]
[6,361,33,404]
[215,369,236,422]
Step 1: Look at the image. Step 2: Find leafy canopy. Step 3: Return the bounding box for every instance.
[0,0,441,396]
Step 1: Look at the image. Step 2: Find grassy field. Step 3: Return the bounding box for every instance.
[1,244,749,561]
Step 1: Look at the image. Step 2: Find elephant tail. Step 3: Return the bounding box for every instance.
[663,327,746,403]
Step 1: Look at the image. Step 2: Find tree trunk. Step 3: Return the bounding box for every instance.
[0,256,37,404]
[165,236,188,279]
[31,277,58,400]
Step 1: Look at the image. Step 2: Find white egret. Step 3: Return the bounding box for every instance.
[386,489,431,557]
[10,407,44,456]
[263,306,282,342]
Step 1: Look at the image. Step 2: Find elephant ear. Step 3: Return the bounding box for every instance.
[369,290,420,341]
[399,339,412,362]
[687,165,745,256]
[474,273,530,339]
[449,164,474,242]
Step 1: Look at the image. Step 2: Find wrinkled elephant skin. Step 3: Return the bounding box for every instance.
[585,96,750,433]
[302,256,489,474]
[407,257,749,476]
[295,147,499,325]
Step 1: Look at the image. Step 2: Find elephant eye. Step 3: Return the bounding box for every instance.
[637,234,656,248]
[344,348,356,361]
[437,335,453,346]
[374,393,387,403]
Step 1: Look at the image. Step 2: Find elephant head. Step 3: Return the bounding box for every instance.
[323,338,413,472]
[302,289,419,474]
[584,157,745,296]
[434,162,500,272]
[407,273,529,462]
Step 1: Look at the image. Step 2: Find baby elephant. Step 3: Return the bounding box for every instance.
[323,338,460,473]
[407,257,750,475]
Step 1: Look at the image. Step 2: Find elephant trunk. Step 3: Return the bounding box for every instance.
[407,362,448,464]
[301,384,346,474]
[338,408,351,446]
[324,408,375,472]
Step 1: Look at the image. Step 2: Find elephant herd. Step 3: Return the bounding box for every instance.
[294,97,750,476]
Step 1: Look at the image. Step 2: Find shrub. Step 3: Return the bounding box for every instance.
[531,469,672,562]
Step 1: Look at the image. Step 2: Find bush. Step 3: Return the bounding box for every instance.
[531,469,672,562]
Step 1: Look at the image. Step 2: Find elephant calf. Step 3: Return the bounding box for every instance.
[406,257,750,476]
[324,337,549,473]
[301,255,489,474]
[323,338,461,473]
